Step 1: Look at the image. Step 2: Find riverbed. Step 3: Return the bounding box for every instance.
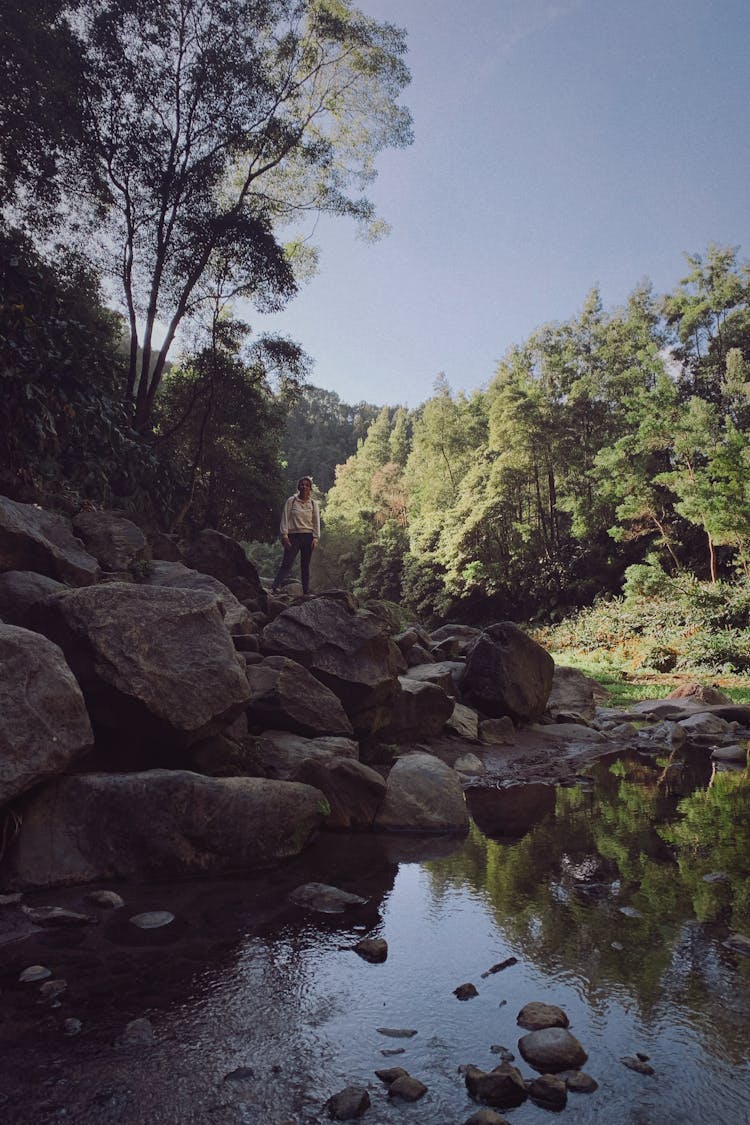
[1,747,749,1124]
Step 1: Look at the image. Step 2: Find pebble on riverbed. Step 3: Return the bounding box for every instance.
[325,1085,370,1120]
[353,937,388,962]
[516,1001,569,1030]
[621,1055,655,1075]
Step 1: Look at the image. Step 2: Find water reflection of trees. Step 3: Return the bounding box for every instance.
[422,757,750,1032]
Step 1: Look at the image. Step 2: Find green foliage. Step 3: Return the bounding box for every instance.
[0,226,168,511]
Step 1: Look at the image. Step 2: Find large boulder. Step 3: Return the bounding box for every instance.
[184,529,265,607]
[245,656,354,737]
[377,676,454,742]
[259,731,359,780]
[0,570,65,627]
[71,509,148,572]
[404,661,465,698]
[4,770,328,889]
[0,495,99,585]
[261,597,405,736]
[374,751,469,834]
[0,625,94,807]
[139,560,254,635]
[545,665,609,722]
[30,583,251,749]
[292,756,387,829]
[462,623,554,722]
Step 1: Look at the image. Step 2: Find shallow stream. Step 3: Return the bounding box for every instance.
[1,747,749,1124]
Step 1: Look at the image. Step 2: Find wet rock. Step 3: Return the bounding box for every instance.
[19,964,52,983]
[325,1086,370,1120]
[22,906,95,926]
[374,751,470,834]
[489,1046,515,1062]
[117,1017,155,1047]
[463,1111,510,1125]
[560,1069,598,1093]
[86,890,125,909]
[375,1067,408,1085]
[481,957,517,976]
[380,1048,405,1057]
[223,1067,256,1082]
[518,1028,588,1072]
[454,982,479,1000]
[289,883,368,914]
[63,1017,82,1037]
[39,979,67,1000]
[129,911,175,929]
[376,1027,417,1038]
[354,937,388,963]
[528,1073,567,1108]
[711,744,747,762]
[464,1062,528,1108]
[517,1002,569,1031]
[723,932,750,957]
[621,1055,655,1075]
[388,1075,427,1101]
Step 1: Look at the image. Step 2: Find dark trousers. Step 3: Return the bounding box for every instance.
[273,532,314,593]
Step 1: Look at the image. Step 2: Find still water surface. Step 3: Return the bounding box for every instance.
[2,748,749,1124]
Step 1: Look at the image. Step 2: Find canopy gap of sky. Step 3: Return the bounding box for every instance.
[251,0,750,408]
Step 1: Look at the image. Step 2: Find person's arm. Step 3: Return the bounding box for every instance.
[280,497,291,543]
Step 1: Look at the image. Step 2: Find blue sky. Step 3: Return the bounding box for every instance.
[258,0,750,408]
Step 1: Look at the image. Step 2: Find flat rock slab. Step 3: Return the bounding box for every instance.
[288,883,368,914]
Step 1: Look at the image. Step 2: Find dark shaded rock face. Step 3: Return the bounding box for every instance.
[462,622,554,721]
[0,570,65,627]
[261,596,405,736]
[376,676,454,742]
[292,756,386,829]
[140,560,254,635]
[5,770,327,889]
[466,783,556,839]
[0,625,94,806]
[0,495,99,585]
[184,529,265,606]
[245,655,354,738]
[30,583,251,749]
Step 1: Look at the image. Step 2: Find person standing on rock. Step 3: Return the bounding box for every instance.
[272,476,320,595]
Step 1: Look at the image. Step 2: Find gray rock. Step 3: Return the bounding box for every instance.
[528,1073,567,1107]
[292,757,386,830]
[31,583,251,749]
[463,623,554,722]
[374,751,469,834]
[6,771,326,889]
[404,660,464,698]
[72,510,148,572]
[388,1075,427,1101]
[0,495,99,585]
[375,1066,408,1084]
[288,882,368,914]
[246,656,354,737]
[546,665,609,721]
[711,743,747,762]
[354,937,388,962]
[0,570,65,627]
[478,716,516,745]
[464,1062,527,1108]
[517,1002,569,1031]
[262,596,404,736]
[326,1086,370,1120]
[85,890,125,909]
[377,676,454,742]
[129,911,175,929]
[0,624,94,806]
[518,1027,588,1072]
[140,560,254,635]
[463,1111,511,1125]
[621,1055,655,1075]
[259,731,359,781]
[560,1069,598,1093]
[678,712,737,742]
[117,1017,155,1047]
[184,529,265,606]
[376,1027,417,1038]
[453,752,486,776]
[19,964,52,983]
[447,702,480,740]
[21,906,94,926]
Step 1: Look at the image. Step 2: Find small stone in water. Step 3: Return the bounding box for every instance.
[376,1027,418,1038]
[375,1067,408,1085]
[86,890,125,909]
[117,1017,155,1046]
[619,906,642,918]
[19,965,52,983]
[611,941,624,950]
[490,1045,515,1062]
[39,978,67,1000]
[326,1085,370,1120]
[388,1075,427,1102]
[636,1051,650,1062]
[223,1067,255,1082]
[380,1047,405,1056]
[481,957,517,977]
[63,1018,82,1037]
[354,937,388,963]
[454,982,479,1000]
[560,1069,598,1093]
[621,1055,655,1075]
[129,911,175,929]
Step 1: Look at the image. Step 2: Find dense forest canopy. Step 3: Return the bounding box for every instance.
[1,3,749,629]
